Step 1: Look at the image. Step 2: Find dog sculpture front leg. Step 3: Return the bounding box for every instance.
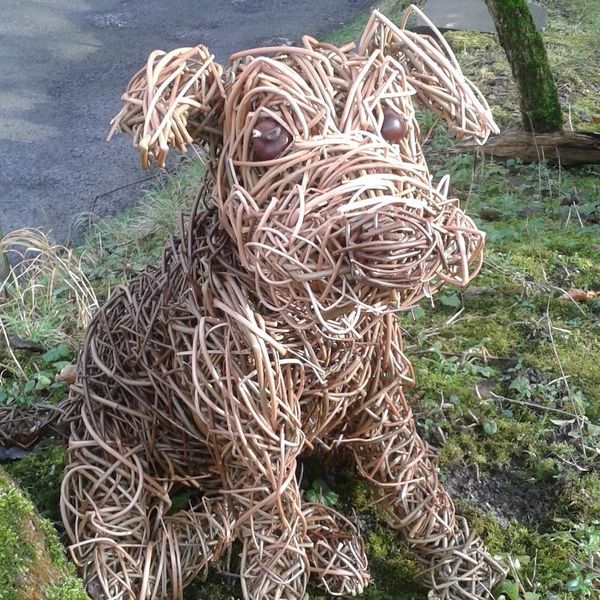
[60,276,233,599]
[345,368,507,599]
[191,275,310,599]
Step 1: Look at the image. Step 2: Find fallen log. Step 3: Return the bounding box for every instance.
[450,130,600,165]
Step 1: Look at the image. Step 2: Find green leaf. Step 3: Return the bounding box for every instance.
[439,293,461,308]
[476,366,496,378]
[497,581,519,600]
[34,374,53,390]
[587,422,600,437]
[509,376,530,397]
[482,419,498,436]
[411,306,425,319]
[23,379,36,394]
[51,360,72,371]
[306,489,318,503]
[565,577,583,592]
[323,490,339,507]
[0,389,8,404]
[41,343,71,363]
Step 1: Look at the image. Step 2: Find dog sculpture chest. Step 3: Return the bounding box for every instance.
[62,7,506,599]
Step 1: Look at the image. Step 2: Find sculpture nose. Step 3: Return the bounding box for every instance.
[335,172,485,301]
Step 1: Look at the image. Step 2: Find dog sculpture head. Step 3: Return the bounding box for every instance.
[110,6,497,332]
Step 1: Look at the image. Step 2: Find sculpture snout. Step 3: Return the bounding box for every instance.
[326,170,484,300]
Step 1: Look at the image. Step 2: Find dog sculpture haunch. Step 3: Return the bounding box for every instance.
[61,7,506,599]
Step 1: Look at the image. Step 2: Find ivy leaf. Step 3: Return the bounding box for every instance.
[565,577,584,592]
[323,490,339,507]
[587,422,600,437]
[306,488,318,503]
[475,365,496,378]
[312,478,326,491]
[51,360,72,371]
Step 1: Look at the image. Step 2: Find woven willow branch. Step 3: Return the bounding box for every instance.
[359,7,499,141]
[1,6,506,599]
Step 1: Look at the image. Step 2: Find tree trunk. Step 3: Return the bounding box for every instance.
[485,0,562,133]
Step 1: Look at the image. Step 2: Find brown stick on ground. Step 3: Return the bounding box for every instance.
[450,130,600,165]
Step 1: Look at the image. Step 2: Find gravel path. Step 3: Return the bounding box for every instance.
[0,0,372,243]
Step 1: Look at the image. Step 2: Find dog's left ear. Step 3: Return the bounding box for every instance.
[359,6,498,142]
[108,45,226,169]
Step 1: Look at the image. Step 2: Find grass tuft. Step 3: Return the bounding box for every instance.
[0,229,98,379]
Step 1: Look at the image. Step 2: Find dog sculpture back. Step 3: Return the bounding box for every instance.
[60,7,506,599]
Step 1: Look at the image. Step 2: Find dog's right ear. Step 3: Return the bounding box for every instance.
[108,46,226,169]
[359,8,498,143]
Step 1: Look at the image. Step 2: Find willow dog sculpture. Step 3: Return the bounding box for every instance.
[55,6,507,599]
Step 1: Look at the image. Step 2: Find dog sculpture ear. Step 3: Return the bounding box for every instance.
[359,6,498,142]
[108,46,226,169]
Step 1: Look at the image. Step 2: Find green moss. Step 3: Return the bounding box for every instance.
[0,472,37,598]
[309,528,425,600]
[559,472,600,523]
[468,511,537,556]
[439,439,464,465]
[44,577,88,600]
[4,445,66,521]
[0,468,87,600]
[443,312,522,357]
[363,531,424,599]
[335,471,372,512]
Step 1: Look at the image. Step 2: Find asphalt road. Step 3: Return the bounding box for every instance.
[0,0,372,244]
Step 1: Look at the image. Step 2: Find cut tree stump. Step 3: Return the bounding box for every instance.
[450,130,600,165]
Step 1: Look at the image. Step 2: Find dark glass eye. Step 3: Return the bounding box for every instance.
[381,109,408,143]
[251,118,291,160]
